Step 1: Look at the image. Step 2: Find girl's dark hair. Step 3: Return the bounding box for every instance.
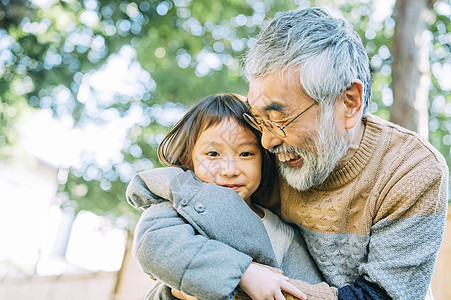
[157,93,275,197]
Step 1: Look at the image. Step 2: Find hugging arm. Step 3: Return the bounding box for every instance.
[127,167,278,265]
[339,162,448,300]
[128,167,283,299]
[294,160,448,300]
[134,201,252,300]
[128,167,334,299]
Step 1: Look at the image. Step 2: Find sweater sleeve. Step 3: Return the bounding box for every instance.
[278,156,448,300]
[336,156,448,300]
[353,159,448,300]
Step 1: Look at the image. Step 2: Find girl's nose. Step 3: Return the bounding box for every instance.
[219,159,240,177]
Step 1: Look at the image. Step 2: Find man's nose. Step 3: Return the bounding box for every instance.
[260,128,283,150]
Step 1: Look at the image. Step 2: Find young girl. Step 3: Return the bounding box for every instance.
[127,94,325,300]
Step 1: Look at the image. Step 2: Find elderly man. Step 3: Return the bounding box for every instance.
[240,7,448,299]
[127,8,448,300]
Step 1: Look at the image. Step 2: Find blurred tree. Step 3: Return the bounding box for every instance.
[0,0,450,227]
[391,0,433,138]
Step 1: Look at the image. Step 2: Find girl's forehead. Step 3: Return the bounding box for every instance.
[203,118,252,134]
[197,119,259,145]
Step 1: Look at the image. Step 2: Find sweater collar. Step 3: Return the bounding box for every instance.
[314,113,383,190]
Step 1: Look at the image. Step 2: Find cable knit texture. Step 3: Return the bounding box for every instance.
[258,113,449,299]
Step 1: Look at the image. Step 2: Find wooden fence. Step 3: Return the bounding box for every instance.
[1,209,450,300]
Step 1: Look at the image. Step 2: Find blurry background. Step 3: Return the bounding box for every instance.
[0,0,450,299]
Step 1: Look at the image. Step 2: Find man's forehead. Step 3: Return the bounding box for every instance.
[246,94,288,114]
[247,68,310,111]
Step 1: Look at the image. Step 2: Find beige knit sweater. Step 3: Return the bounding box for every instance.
[256,113,449,299]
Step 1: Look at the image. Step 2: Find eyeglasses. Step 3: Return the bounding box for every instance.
[243,102,317,138]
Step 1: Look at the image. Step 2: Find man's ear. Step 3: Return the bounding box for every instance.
[343,79,364,129]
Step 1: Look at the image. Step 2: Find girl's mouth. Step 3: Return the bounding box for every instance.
[220,184,241,191]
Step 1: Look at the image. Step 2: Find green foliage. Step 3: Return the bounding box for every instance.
[1,0,450,226]
[428,10,451,190]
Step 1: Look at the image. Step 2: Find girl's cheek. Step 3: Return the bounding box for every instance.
[198,160,220,175]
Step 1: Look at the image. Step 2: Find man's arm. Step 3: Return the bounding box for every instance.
[289,159,448,300]
[350,161,448,299]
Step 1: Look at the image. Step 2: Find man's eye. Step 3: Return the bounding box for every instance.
[252,115,263,125]
[206,151,219,157]
[268,113,288,124]
[240,152,253,157]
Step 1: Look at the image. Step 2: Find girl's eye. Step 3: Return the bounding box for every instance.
[206,151,219,157]
[240,152,253,157]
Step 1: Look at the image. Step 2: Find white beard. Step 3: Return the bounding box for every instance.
[274,113,351,191]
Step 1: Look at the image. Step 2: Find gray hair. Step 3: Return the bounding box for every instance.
[244,8,372,115]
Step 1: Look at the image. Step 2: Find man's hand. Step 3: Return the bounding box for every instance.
[171,288,199,300]
[239,263,307,300]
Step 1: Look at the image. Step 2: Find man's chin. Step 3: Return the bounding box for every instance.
[279,163,309,191]
[279,162,330,191]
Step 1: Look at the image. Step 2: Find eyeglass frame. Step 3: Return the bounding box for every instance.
[243,102,317,138]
